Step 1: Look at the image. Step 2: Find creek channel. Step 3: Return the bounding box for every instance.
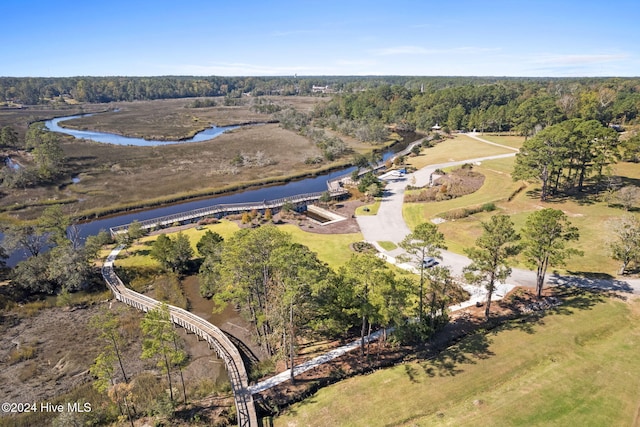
[7,115,419,385]
[44,112,240,146]
[6,113,419,266]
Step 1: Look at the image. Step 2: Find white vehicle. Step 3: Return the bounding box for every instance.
[422,257,438,268]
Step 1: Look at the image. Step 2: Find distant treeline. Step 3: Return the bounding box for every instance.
[311,78,640,134]
[0,75,418,104]
[2,76,640,133]
[0,75,634,108]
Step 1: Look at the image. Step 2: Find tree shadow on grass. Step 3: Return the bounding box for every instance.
[423,331,494,378]
[549,272,634,294]
[132,248,151,257]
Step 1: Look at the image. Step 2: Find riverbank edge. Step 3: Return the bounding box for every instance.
[57,113,279,141]
[69,135,414,222]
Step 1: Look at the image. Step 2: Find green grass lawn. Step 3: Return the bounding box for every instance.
[377,241,398,251]
[476,133,526,149]
[275,293,640,427]
[404,158,640,276]
[277,224,362,269]
[407,135,516,170]
[114,220,362,271]
[355,198,381,216]
[404,157,522,231]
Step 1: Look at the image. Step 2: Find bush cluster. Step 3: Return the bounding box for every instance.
[442,202,497,220]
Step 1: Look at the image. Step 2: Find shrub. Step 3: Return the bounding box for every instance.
[9,344,37,364]
[404,189,437,203]
[351,241,376,253]
[250,359,276,382]
[198,217,220,225]
[482,202,497,212]
[507,183,527,201]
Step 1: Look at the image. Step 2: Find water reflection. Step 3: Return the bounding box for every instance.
[44,113,239,146]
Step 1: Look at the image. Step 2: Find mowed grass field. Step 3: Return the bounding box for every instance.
[406,134,517,170]
[275,292,640,427]
[404,141,640,276]
[476,133,526,149]
[115,220,362,271]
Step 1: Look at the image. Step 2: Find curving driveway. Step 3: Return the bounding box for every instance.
[356,133,640,294]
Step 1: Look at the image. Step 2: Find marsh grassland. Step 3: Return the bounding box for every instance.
[0,96,391,220]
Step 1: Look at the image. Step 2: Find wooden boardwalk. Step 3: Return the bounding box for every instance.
[102,246,258,427]
[109,189,347,237]
[325,138,424,192]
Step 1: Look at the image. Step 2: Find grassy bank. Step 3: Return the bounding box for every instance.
[275,292,640,426]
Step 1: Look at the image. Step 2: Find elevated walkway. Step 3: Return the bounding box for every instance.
[102,246,258,426]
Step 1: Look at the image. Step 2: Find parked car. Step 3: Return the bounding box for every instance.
[422,257,438,268]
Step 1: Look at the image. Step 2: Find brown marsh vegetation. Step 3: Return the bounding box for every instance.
[0,96,386,220]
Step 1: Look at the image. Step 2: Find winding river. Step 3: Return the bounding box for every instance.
[4,114,418,266]
[45,113,239,146]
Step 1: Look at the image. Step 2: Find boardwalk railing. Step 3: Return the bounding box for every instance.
[109,189,347,237]
[102,246,258,427]
[109,138,423,237]
[325,138,424,191]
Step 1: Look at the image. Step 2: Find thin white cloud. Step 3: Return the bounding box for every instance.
[335,59,377,67]
[372,45,501,56]
[372,46,439,56]
[531,53,629,65]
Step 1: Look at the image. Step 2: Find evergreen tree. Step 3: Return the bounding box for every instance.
[521,209,582,298]
[464,215,520,318]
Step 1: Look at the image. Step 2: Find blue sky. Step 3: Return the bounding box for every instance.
[1,0,638,77]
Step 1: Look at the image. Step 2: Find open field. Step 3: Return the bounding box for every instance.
[115,219,362,271]
[275,291,640,426]
[278,224,363,269]
[406,134,516,170]
[404,157,640,276]
[475,133,526,149]
[404,157,522,231]
[0,97,400,220]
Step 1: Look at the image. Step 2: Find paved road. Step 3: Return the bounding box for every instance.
[357,133,640,294]
[246,133,639,395]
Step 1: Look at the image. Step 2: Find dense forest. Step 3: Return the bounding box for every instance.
[0,75,416,104]
[3,76,640,133]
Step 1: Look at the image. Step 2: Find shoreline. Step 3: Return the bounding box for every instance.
[70,135,416,222]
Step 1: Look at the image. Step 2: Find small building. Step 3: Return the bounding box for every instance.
[431,123,442,131]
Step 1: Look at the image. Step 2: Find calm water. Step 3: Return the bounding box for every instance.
[5,115,419,266]
[44,113,239,146]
